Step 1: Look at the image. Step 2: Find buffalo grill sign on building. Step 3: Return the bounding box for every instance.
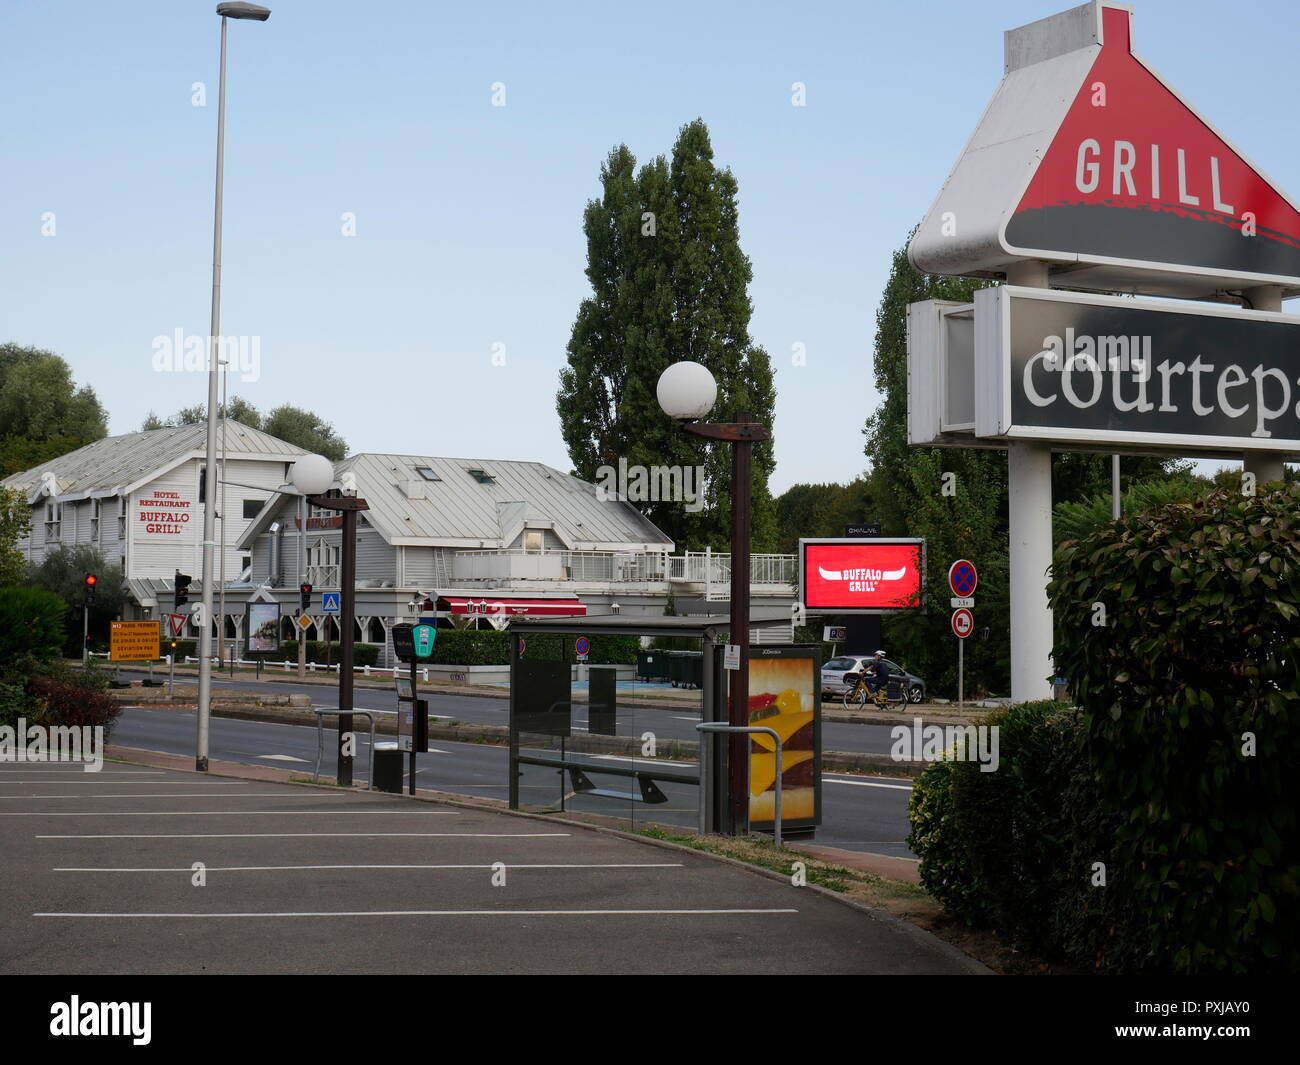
[136,489,193,536]
[798,539,925,615]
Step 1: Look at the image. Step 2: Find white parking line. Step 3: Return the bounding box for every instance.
[823,778,913,791]
[5,810,464,817]
[591,755,695,768]
[55,863,685,872]
[37,831,572,839]
[0,792,329,799]
[35,908,797,918]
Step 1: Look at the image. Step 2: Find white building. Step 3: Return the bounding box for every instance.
[3,420,306,620]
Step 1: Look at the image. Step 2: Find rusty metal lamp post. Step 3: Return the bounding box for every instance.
[657,361,770,836]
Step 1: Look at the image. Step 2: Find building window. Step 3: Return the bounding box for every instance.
[198,466,206,504]
[117,498,126,539]
[44,501,61,541]
[466,468,495,485]
[243,498,263,519]
[523,530,543,552]
[414,466,441,481]
[90,499,100,542]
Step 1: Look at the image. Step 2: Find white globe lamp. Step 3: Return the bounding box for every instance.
[290,454,334,497]
[656,361,717,421]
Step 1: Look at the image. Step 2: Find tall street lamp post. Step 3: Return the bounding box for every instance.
[657,362,770,836]
[196,1,271,772]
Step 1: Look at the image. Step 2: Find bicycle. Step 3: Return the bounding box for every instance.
[842,672,907,711]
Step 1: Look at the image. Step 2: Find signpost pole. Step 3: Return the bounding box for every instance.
[1005,261,1055,704]
[958,637,964,708]
[409,657,417,796]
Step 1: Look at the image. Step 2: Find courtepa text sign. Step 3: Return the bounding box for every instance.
[911,287,1300,455]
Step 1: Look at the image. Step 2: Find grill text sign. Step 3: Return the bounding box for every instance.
[979,287,1300,453]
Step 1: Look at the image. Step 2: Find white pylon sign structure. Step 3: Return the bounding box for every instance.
[907,0,1300,701]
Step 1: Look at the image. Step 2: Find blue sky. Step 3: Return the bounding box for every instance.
[3,0,1296,491]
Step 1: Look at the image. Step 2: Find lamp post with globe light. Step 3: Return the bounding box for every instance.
[656,361,770,836]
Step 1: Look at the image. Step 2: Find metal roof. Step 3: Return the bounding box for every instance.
[2,421,306,502]
[242,453,674,551]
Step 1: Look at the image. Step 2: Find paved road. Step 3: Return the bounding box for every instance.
[110,706,918,858]
[0,760,979,974]
[116,669,906,754]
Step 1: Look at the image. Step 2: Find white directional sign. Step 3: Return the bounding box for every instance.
[950,597,974,609]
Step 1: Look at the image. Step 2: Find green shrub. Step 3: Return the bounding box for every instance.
[1049,484,1300,973]
[0,680,36,731]
[0,586,67,663]
[908,757,992,925]
[278,640,380,667]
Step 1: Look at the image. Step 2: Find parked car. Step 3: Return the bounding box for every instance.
[820,654,927,704]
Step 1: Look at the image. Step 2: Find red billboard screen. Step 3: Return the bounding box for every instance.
[799,539,924,614]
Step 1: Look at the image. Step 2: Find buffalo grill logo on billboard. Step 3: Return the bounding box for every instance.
[799,540,923,614]
[1006,5,1300,282]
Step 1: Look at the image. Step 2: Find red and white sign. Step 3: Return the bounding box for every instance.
[437,596,587,617]
[910,1,1300,298]
[948,559,978,598]
[952,608,974,639]
[168,613,187,637]
[136,489,193,537]
[799,539,924,614]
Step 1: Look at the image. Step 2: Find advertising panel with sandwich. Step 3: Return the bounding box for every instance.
[747,646,821,832]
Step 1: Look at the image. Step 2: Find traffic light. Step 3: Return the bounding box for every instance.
[174,570,193,609]
[84,573,97,606]
[299,583,312,612]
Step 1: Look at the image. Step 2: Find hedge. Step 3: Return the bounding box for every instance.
[909,485,1300,974]
[421,629,640,666]
[278,640,380,667]
[0,587,67,664]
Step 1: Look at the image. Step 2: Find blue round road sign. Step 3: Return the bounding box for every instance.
[575,636,590,656]
[949,560,978,597]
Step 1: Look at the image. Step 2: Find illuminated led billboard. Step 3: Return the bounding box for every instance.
[798,538,925,615]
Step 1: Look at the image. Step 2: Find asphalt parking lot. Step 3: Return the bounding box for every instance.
[0,758,983,975]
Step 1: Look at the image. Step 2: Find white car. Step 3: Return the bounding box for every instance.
[820,655,927,704]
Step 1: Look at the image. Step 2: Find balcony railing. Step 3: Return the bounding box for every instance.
[446,549,796,587]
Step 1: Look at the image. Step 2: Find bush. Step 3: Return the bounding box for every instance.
[0,586,67,663]
[1048,484,1300,973]
[25,675,122,740]
[278,640,380,667]
[421,629,640,666]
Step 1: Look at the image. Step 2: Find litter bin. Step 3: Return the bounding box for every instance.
[372,743,403,794]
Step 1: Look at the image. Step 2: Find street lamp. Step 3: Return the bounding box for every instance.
[196,1,271,772]
[291,455,369,788]
[657,361,770,836]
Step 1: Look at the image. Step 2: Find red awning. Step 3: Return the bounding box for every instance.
[436,596,587,617]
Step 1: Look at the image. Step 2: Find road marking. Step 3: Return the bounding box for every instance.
[37,831,572,839]
[6,809,464,817]
[671,715,699,721]
[591,755,695,768]
[0,780,256,785]
[1,792,328,799]
[0,770,166,776]
[257,755,309,763]
[35,908,797,918]
[55,863,686,872]
[823,778,913,791]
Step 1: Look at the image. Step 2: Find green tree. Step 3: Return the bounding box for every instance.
[0,486,32,586]
[142,399,346,460]
[864,237,1008,697]
[26,545,126,654]
[0,344,107,475]
[558,120,777,550]
[774,476,876,553]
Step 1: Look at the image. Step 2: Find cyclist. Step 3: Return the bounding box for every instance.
[864,651,890,698]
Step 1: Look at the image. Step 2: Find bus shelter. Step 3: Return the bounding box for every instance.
[507,614,823,839]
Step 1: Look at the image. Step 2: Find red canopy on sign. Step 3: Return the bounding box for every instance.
[436,596,587,617]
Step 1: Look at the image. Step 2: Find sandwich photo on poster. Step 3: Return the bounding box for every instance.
[747,647,821,830]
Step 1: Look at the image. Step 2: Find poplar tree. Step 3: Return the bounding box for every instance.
[558,120,776,551]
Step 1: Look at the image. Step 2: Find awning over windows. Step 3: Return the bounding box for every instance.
[436,596,587,617]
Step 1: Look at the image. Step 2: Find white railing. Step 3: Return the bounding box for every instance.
[306,564,339,587]
[446,549,795,586]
